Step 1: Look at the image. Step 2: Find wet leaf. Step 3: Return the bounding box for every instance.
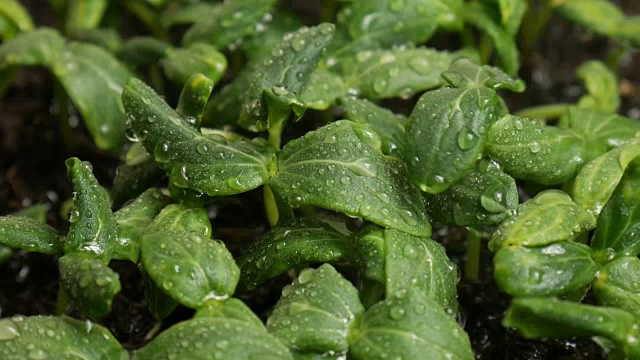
[591,169,640,256]
[349,291,474,360]
[563,107,640,151]
[594,257,640,318]
[300,69,345,110]
[182,0,277,49]
[481,0,527,35]
[0,315,127,359]
[494,242,599,297]
[111,159,165,209]
[489,190,595,251]
[442,58,525,91]
[140,231,239,308]
[405,87,499,194]
[123,78,275,196]
[195,298,264,332]
[271,120,431,237]
[238,23,335,131]
[134,316,292,360]
[576,61,620,113]
[146,203,211,238]
[238,217,350,291]
[267,264,364,354]
[116,36,172,65]
[340,96,406,157]
[0,28,64,67]
[425,159,518,226]
[51,42,133,151]
[0,216,61,254]
[176,73,215,129]
[503,297,640,358]
[59,255,121,317]
[241,12,302,62]
[65,158,117,260]
[143,268,178,320]
[113,188,171,263]
[486,115,586,185]
[161,2,222,29]
[161,43,227,87]
[572,139,640,217]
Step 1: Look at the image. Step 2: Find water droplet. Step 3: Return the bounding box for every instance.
[403,244,418,258]
[340,176,351,185]
[513,118,524,130]
[196,142,209,154]
[28,349,47,360]
[291,37,306,52]
[456,128,477,151]
[408,57,430,75]
[480,194,507,214]
[69,208,80,224]
[389,306,405,320]
[528,141,541,153]
[377,192,391,203]
[373,78,388,94]
[154,142,171,163]
[125,127,139,142]
[297,269,314,284]
[272,85,289,96]
[0,319,20,340]
[400,210,418,226]
[319,23,334,35]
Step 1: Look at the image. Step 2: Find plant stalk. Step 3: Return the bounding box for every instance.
[464,230,482,282]
[514,103,571,119]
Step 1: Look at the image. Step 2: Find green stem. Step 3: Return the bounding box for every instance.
[55,285,70,316]
[264,185,280,227]
[267,109,288,149]
[479,34,494,64]
[464,230,482,282]
[54,79,75,153]
[520,0,554,54]
[149,63,165,95]
[514,103,571,120]
[124,1,169,41]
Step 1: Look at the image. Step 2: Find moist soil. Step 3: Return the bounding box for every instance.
[1,1,639,358]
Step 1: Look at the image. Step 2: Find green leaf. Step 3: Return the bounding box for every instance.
[70,28,121,53]
[51,42,132,151]
[267,264,364,354]
[0,28,64,67]
[576,61,620,113]
[140,231,240,308]
[116,36,172,65]
[0,0,33,33]
[65,0,108,35]
[337,48,469,100]
[425,159,518,226]
[615,17,640,46]
[351,225,387,287]
[241,12,303,62]
[182,0,277,48]
[591,169,640,256]
[442,58,525,91]
[484,0,528,35]
[12,203,49,222]
[195,298,264,332]
[349,291,474,360]
[161,2,222,29]
[299,69,345,110]
[238,217,351,291]
[113,188,171,262]
[111,159,165,209]
[463,1,520,75]
[146,203,211,237]
[161,43,227,87]
[65,158,117,259]
[405,87,499,194]
[572,139,640,217]
[59,254,121,317]
[134,317,293,360]
[123,78,275,196]
[554,0,625,37]
[238,23,335,131]
[333,0,463,58]
[0,216,61,254]
[488,190,596,251]
[486,115,586,185]
[143,268,178,320]
[271,120,431,237]
[202,60,258,127]
[563,107,640,154]
[594,257,640,318]
[0,315,127,359]
[176,73,215,128]
[340,96,406,157]
[494,242,599,297]
[503,297,640,358]
[383,229,458,312]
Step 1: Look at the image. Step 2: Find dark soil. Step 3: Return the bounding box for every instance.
[1,1,639,358]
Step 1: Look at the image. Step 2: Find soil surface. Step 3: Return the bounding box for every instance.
[1,1,639,358]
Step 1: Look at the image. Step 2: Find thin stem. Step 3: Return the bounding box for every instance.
[520,0,554,54]
[479,34,494,65]
[464,230,482,282]
[264,185,280,227]
[514,103,571,119]
[267,109,288,149]
[55,285,70,316]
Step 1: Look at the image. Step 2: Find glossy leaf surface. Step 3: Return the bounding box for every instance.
[425,160,518,226]
[238,23,335,131]
[238,217,350,290]
[0,216,61,254]
[486,115,586,185]
[195,298,264,331]
[123,78,275,196]
[564,107,640,152]
[271,120,431,237]
[594,257,640,318]
[494,242,599,297]
[241,12,302,62]
[489,190,595,251]
[143,268,178,321]
[576,61,619,113]
[146,203,211,237]
[135,316,292,360]
[442,58,525,91]
[140,231,239,308]
[0,315,127,360]
[59,255,121,317]
[267,264,364,354]
[591,170,640,256]
[113,188,171,262]
[340,96,406,157]
[161,43,227,87]
[65,158,117,259]
[0,28,64,67]
[349,292,473,360]
[176,73,215,127]
[51,43,132,151]
[299,69,345,110]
